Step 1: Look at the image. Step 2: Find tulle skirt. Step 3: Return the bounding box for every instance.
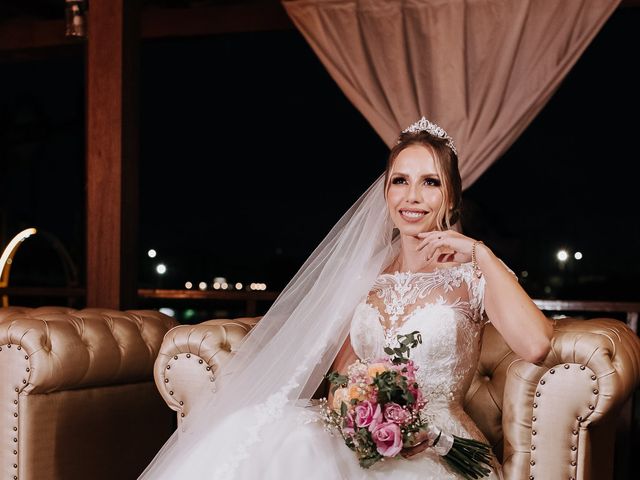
[144,402,502,480]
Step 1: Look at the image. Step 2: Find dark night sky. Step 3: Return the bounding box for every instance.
[1,7,639,307]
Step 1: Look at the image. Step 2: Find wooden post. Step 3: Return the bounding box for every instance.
[86,0,139,309]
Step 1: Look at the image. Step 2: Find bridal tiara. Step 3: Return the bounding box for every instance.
[400,116,457,156]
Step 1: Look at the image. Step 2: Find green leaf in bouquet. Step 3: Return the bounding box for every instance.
[325,371,348,390]
[359,455,381,469]
[340,401,348,418]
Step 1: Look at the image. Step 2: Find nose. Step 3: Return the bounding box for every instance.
[406,182,421,203]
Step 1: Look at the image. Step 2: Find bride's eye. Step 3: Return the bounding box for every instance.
[391,177,407,185]
[424,177,441,187]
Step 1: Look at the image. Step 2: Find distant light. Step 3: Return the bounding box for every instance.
[214,277,226,284]
[556,250,569,262]
[198,281,207,291]
[250,283,256,291]
[184,309,196,320]
[159,307,175,317]
[147,249,157,258]
[221,282,228,290]
[185,281,193,290]
[156,263,167,274]
[574,251,583,260]
[521,271,528,278]
[544,286,552,294]
[213,282,221,290]
[235,282,243,290]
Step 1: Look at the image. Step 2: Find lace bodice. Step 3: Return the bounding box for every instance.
[350,263,486,405]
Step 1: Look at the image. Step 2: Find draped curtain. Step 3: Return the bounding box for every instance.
[282,0,621,188]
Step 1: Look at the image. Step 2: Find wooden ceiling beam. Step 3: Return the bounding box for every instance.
[0,2,292,58]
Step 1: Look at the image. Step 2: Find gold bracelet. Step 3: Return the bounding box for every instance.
[471,240,484,278]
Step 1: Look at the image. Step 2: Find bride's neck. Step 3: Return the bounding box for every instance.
[391,234,430,273]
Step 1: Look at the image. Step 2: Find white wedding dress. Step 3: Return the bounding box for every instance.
[153,262,503,479]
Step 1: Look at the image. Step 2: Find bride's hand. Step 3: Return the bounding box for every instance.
[400,429,430,459]
[414,230,478,264]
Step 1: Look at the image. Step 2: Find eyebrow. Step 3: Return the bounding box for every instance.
[391,172,440,179]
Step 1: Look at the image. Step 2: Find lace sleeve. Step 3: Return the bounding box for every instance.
[470,258,517,325]
[468,271,487,324]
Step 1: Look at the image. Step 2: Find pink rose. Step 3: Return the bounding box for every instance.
[354,401,382,430]
[383,402,411,425]
[371,422,403,457]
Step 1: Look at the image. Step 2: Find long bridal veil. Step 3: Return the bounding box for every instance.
[139,172,400,478]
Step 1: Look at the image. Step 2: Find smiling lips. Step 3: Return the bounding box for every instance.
[399,209,428,223]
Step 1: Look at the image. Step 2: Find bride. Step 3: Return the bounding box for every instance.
[140,117,553,479]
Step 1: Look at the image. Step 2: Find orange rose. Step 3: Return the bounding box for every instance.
[367,362,388,378]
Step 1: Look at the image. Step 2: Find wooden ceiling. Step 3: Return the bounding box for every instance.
[0,0,638,60]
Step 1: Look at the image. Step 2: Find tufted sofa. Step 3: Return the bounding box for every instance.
[154,316,640,480]
[0,306,178,480]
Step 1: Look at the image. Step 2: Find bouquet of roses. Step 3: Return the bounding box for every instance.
[322,331,493,480]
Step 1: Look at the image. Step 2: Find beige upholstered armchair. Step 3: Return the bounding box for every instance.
[154,316,640,480]
[0,306,178,480]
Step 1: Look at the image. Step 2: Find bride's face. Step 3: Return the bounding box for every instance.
[386,145,445,236]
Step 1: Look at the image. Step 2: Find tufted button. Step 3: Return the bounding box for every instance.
[206,366,211,371]
[535,392,541,397]
[199,359,203,364]
[13,427,17,431]
[17,346,21,350]
[7,344,11,348]
[540,379,545,385]
[531,445,536,450]
[593,389,599,394]
[166,365,171,370]
[26,368,30,372]
[550,369,555,374]
[571,461,576,466]
[529,476,534,480]
[13,400,17,405]
[532,430,537,435]
[577,416,583,421]
[591,375,596,380]
[564,364,570,369]
[179,401,184,406]
[14,388,19,393]
[572,429,578,435]
[22,379,26,384]
[164,378,169,383]
[13,464,17,468]
[571,446,577,451]
[174,356,178,360]
[13,450,16,455]
[169,391,174,396]
[13,413,18,417]
[180,413,185,417]
[533,402,538,408]
[589,405,595,410]
[580,365,585,370]
[13,438,17,442]
[532,416,537,422]
[24,355,28,360]
[186,354,191,358]
[530,460,535,466]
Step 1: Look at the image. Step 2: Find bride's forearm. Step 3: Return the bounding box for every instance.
[476,244,553,363]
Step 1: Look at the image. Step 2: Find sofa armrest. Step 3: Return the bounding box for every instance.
[154,317,259,421]
[502,318,640,480]
[0,306,177,394]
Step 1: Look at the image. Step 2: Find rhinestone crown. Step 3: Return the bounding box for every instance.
[399,116,457,155]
